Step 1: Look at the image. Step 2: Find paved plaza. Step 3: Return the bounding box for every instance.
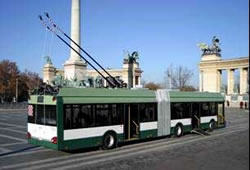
[0,108,249,170]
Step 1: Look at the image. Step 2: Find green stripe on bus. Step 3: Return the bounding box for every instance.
[200,122,218,130]
[140,129,158,139]
[62,133,124,150]
[28,138,58,150]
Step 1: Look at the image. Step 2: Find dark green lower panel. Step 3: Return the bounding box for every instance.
[61,133,124,151]
[28,138,58,150]
[183,125,192,132]
[200,121,220,130]
[140,129,158,139]
[200,123,210,129]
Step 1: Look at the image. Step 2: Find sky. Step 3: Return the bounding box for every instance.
[0,0,249,87]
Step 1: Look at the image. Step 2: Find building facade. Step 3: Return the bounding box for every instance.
[198,36,249,107]
[43,57,143,88]
[199,55,249,95]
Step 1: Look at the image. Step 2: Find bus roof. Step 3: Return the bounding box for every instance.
[58,88,156,104]
[169,91,224,102]
[57,88,224,104]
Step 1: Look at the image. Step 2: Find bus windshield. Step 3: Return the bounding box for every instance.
[28,105,57,126]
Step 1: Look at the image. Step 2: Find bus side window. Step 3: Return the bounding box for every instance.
[111,104,122,125]
[64,105,71,129]
[140,104,146,122]
[117,104,123,124]
[171,103,182,119]
[170,103,176,119]
[72,105,80,129]
[140,103,156,122]
[182,103,191,118]
[201,103,210,117]
[210,102,217,116]
[45,106,57,126]
[81,105,93,128]
[95,104,111,126]
[36,105,45,125]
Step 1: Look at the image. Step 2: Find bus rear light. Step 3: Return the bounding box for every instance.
[51,137,57,144]
[27,132,31,139]
[52,96,56,101]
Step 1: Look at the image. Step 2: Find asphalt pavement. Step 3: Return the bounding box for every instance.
[0,107,248,170]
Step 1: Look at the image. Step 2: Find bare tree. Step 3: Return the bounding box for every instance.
[164,65,194,90]
[141,79,147,88]
[144,82,162,91]
[0,60,42,103]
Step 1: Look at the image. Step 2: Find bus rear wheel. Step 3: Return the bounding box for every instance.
[102,132,117,150]
[174,124,183,137]
[208,120,215,132]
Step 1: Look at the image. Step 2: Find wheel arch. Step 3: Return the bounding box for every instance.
[103,130,118,137]
[175,122,184,129]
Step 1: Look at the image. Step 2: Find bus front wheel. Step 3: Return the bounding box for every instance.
[175,124,183,137]
[102,131,117,150]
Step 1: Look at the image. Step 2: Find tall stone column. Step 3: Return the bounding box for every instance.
[217,70,222,92]
[240,68,248,94]
[138,76,141,86]
[227,69,234,94]
[69,0,81,61]
[199,71,203,92]
[64,0,87,81]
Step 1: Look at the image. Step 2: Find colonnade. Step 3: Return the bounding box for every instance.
[199,56,249,95]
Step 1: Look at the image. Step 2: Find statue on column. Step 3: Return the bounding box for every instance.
[44,56,53,65]
[123,51,139,64]
[197,36,222,56]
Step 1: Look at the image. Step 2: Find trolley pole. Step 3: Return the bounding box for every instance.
[16,78,18,103]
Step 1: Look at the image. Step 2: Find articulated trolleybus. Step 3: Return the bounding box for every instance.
[27,88,225,150]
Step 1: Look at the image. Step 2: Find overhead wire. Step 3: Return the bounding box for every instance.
[43,12,123,88]
[38,14,118,88]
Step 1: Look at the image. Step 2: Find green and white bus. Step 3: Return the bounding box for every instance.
[27,88,225,150]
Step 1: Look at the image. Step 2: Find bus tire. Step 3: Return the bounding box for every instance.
[208,120,215,132]
[102,131,117,150]
[174,124,183,137]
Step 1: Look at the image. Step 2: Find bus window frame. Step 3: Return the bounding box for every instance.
[63,103,124,130]
[28,104,57,126]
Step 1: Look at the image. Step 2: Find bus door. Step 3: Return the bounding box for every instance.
[192,103,200,129]
[124,104,140,140]
[217,103,225,127]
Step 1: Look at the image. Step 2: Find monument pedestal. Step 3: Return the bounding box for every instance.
[200,54,222,93]
[201,54,221,61]
[64,60,87,81]
[43,63,55,84]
